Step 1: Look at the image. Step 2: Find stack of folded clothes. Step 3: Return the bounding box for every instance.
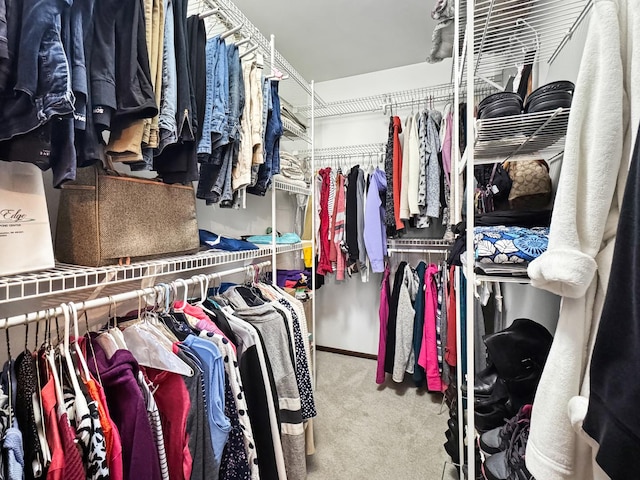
[474,226,549,276]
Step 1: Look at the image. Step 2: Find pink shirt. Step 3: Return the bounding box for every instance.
[174,301,237,353]
[418,264,444,392]
[376,266,391,384]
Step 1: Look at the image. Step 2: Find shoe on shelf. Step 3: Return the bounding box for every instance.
[479,405,532,455]
[482,415,533,480]
[463,364,499,397]
[475,399,512,433]
[444,429,459,464]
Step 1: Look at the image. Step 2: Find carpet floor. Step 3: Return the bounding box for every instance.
[306,350,459,480]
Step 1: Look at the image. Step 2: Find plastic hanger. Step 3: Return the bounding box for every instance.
[68,302,92,381]
[59,304,89,416]
[4,321,14,426]
[96,297,123,359]
[123,292,194,377]
[32,311,51,469]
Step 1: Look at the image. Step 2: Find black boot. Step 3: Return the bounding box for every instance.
[483,319,552,380]
[484,319,552,410]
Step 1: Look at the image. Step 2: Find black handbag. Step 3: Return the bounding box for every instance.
[474,163,512,214]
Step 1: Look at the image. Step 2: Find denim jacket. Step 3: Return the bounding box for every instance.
[197,36,227,156]
[0,0,75,143]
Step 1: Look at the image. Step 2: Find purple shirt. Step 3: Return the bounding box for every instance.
[364,168,388,273]
[86,339,162,480]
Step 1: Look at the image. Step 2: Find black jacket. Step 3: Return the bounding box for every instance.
[91,0,156,132]
[582,121,640,479]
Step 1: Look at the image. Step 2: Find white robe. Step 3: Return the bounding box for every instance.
[526,1,640,479]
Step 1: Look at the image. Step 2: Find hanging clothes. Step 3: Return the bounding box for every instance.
[333,173,347,281]
[412,262,427,387]
[376,265,392,385]
[363,168,388,273]
[392,265,420,382]
[384,262,407,376]
[384,117,396,235]
[86,344,162,480]
[317,168,333,275]
[392,116,404,232]
[418,264,444,392]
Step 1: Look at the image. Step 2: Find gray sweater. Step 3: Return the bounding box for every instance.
[393,265,420,382]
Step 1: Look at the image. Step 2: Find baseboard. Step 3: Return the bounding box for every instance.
[317,345,378,360]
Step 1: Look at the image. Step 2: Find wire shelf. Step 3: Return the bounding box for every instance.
[474,107,569,164]
[296,82,498,119]
[273,180,311,196]
[300,144,386,165]
[281,117,311,144]
[0,243,307,305]
[459,0,593,78]
[388,239,453,248]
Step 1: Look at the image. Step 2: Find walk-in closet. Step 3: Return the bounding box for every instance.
[0,0,636,479]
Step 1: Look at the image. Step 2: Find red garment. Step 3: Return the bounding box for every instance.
[58,412,86,480]
[445,265,457,366]
[317,168,333,275]
[85,377,124,480]
[42,375,65,480]
[333,173,347,280]
[392,116,404,231]
[329,174,339,264]
[144,367,192,480]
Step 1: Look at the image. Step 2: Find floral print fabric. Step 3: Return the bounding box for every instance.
[474,226,550,264]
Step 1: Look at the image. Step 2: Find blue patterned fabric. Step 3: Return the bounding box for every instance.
[474,226,549,263]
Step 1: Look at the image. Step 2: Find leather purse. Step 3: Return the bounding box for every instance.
[504,160,552,209]
[56,165,200,266]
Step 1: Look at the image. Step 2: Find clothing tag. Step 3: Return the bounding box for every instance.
[491,185,500,194]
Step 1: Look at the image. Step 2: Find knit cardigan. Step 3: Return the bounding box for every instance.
[526,2,640,479]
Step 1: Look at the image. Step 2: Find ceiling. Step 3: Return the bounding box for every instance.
[232,0,437,83]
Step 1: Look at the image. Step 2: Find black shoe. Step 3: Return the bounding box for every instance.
[479,405,532,455]
[475,400,511,433]
[444,429,459,464]
[482,416,532,480]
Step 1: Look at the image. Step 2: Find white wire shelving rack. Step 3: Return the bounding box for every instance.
[273,179,311,196]
[301,143,386,166]
[458,0,593,478]
[458,0,593,80]
[0,243,310,306]
[0,260,272,328]
[387,238,453,256]
[474,107,570,164]
[295,82,497,119]
[281,117,311,144]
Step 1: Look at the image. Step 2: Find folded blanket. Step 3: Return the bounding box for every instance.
[247,232,302,245]
[474,226,549,264]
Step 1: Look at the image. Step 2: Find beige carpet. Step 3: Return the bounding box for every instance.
[306,350,458,480]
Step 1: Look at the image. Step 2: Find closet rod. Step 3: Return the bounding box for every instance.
[199,7,219,19]
[0,261,272,329]
[387,249,450,255]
